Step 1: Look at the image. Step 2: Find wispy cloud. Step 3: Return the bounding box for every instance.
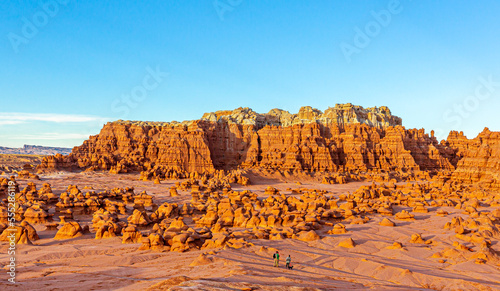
[2,133,93,140]
[0,112,111,123]
[0,120,24,125]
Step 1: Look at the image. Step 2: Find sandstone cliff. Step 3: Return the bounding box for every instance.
[37,104,496,187]
[450,128,500,189]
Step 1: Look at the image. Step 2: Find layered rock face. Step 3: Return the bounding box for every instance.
[442,130,473,167]
[40,122,214,174]
[238,123,453,173]
[450,128,500,189]
[38,104,495,186]
[200,103,402,129]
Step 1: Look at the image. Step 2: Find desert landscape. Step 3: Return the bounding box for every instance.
[1,104,499,290]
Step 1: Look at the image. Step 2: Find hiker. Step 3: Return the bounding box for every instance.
[286,255,292,269]
[273,251,280,267]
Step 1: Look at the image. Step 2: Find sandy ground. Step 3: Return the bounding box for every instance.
[1,172,499,290]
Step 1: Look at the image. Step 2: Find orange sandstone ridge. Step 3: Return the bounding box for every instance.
[38,104,499,188]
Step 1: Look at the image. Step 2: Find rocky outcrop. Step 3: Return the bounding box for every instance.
[37,104,497,187]
[39,104,409,174]
[200,103,402,129]
[7,171,500,256]
[40,122,214,174]
[450,128,500,189]
[54,222,84,240]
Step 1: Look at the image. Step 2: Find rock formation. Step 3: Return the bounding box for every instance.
[38,104,470,179]
[450,128,500,189]
[54,222,84,240]
[0,225,33,245]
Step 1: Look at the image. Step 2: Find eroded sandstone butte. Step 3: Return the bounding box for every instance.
[38,103,498,188]
[450,128,500,189]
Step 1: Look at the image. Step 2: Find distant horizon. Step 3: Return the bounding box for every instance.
[0,144,73,149]
[2,1,499,147]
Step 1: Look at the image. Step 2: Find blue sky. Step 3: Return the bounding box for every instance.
[1,0,499,147]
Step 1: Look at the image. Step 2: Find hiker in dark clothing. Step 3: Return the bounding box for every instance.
[285,255,292,269]
[273,251,280,267]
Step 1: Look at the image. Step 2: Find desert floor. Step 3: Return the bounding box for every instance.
[1,172,499,291]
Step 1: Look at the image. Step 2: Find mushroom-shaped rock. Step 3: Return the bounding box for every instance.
[54,222,83,240]
[122,225,143,244]
[412,203,429,213]
[168,217,188,231]
[328,223,347,234]
[295,230,320,242]
[95,222,122,239]
[127,209,151,226]
[377,207,393,216]
[395,210,415,221]
[149,233,166,251]
[0,226,32,245]
[139,237,151,250]
[138,233,168,251]
[23,206,51,224]
[169,187,179,197]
